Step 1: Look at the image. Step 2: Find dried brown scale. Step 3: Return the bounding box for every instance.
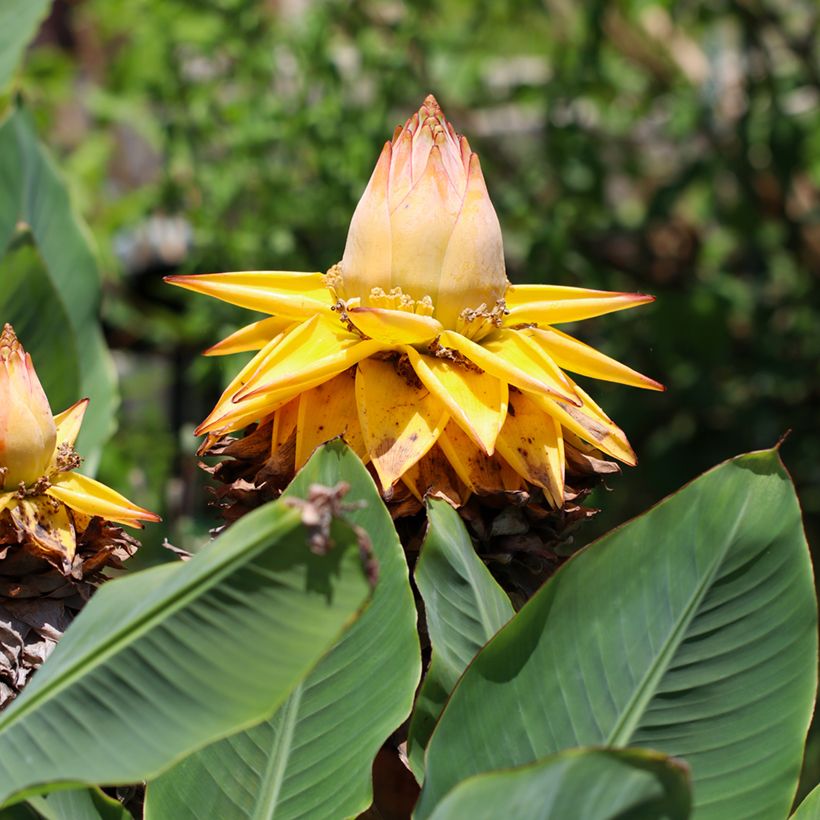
[0,511,140,709]
[426,337,484,372]
[394,354,423,390]
[198,420,616,598]
[284,482,379,585]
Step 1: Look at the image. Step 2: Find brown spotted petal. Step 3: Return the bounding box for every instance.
[9,497,76,571]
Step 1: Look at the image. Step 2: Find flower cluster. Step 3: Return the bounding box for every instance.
[0,324,158,573]
[170,95,661,509]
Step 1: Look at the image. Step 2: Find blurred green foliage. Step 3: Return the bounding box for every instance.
[16,0,820,554]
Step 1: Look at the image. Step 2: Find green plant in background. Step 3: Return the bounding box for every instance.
[0,1,818,819]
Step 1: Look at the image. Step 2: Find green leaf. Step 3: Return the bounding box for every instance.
[0,488,372,806]
[416,450,817,820]
[0,788,131,820]
[0,0,51,92]
[0,244,81,413]
[792,783,820,819]
[21,788,133,820]
[0,108,117,464]
[145,441,421,820]
[0,115,23,252]
[407,499,514,779]
[426,747,691,820]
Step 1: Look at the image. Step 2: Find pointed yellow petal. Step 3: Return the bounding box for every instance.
[197,316,368,435]
[0,492,16,513]
[496,391,565,506]
[271,397,300,462]
[505,284,654,325]
[165,271,333,319]
[437,422,525,495]
[9,497,76,566]
[436,330,578,403]
[401,445,469,507]
[235,316,387,402]
[525,326,665,391]
[52,398,89,457]
[355,358,449,489]
[198,382,320,438]
[47,472,160,528]
[295,371,368,469]
[528,382,637,466]
[482,329,582,403]
[195,332,288,435]
[204,317,296,357]
[347,307,442,345]
[404,347,507,455]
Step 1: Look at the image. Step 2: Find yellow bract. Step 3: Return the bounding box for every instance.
[170,95,662,508]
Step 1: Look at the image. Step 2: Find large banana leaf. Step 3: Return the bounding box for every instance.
[0,108,117,463]
[407,499,513,779]
[416,450,817,820]
[0,471,373,806]
[0,0,51,91]
[426,747,691,820]
[145,442,421,819]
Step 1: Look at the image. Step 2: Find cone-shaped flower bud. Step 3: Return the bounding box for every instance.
[0,324,158,572]
[339,94,508,329]
[0,324,57,489]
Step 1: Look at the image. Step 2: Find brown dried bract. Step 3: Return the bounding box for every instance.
[285,482,378,586]
[0,511,141,708]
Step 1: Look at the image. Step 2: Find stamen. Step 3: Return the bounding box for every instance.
[457,298,508,340]
[325,264,346,300]
[368,286,435,315]
[54,443,83,474]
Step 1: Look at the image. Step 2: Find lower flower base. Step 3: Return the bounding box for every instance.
[0,514,140,708]
[199,419,619,600]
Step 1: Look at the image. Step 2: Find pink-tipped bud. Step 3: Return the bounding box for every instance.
[0,325,57,489]
[339,94,507,326]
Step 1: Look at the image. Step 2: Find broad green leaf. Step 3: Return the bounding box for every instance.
[407,499,514,779]
[0,244,80,414]
[19,788,132,820]
[416,450,817,820]
[0,115,23,252]
[426,747,691,820]
[0,0,51,91]
[0,489,372,806]
[0,108,117,464]
[145,441,421,820]
[792,783,820,819]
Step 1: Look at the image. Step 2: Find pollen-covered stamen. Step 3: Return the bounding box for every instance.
[456,298,508,340]
[368,286,435,316]
[331,299,367,338]
[54,442,83,474]
[325,264,346,301]
[15,475,51,498]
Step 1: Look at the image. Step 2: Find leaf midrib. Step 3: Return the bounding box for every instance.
[253,684,304,820]
[605,494,751,746]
